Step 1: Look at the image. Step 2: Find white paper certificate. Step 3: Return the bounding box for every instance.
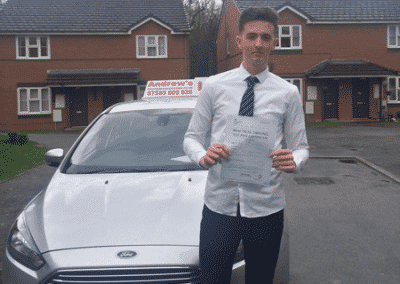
[221,116,276,185]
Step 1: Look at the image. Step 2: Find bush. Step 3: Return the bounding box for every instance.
[7,131,29,146]
[7,131,18,144]
[17,133,29,146]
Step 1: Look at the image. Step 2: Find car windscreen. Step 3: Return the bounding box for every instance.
[64,108,211,174]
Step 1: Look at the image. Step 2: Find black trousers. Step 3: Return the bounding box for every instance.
[199,204,284,284]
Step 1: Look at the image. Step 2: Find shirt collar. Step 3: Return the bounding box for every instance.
[238,63,269,84]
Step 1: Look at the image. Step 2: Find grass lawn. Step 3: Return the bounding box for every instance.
[0,135,48,182]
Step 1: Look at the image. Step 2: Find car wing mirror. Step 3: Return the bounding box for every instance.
[45,148,64,167]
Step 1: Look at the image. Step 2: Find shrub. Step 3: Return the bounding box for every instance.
[7,131,18,145]
[16,133,29,146]
[7,131,29,146]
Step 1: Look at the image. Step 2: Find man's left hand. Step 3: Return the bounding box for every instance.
[268,149,296,173]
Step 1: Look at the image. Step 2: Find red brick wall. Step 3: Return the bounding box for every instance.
[338,79,354,121]
[217,0,242,73]
[369,79,381,120]
[388,106,400,118]
[218,6,400,74]
[217,2,400,122]
[0,20,190,132]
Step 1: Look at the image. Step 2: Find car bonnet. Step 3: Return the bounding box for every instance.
[24,169,208,252]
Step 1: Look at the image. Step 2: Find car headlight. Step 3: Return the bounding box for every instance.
[7,212,46,270]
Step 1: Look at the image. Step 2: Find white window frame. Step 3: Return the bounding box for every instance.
[387,25,400,48]
[136,35,168,59]
[276,25,302,50]
[16,36,50,59]
[18,87,52,115]
[285,78,303,103]
[387,77,400,103]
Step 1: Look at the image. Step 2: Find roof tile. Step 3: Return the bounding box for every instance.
[0,0,190,33]
[235,0,400,22]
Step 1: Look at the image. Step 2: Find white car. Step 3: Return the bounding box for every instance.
[2,91,289,283]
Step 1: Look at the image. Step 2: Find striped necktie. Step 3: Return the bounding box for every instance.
[238,76,259,116]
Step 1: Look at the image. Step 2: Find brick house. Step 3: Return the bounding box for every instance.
[0,0,190,132]
[217,0,400,123]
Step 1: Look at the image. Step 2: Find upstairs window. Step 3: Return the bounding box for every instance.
[387,77,400,103]
[136,35,167,59]
[388,25,400,48]
[276,25,301,50]
[18,87,51,115]
[16,36,50,59]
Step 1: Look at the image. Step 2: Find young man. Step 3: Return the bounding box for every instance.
[183,6,309,284]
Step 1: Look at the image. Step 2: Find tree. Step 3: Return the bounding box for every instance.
[184,0,222,78]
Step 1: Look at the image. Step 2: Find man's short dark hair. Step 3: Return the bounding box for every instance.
[238,7,279,37]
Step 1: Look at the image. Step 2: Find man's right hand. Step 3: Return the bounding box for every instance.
[200,144,231,168]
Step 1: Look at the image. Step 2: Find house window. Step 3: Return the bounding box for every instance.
[276,25,301,49]
[285,78,303,103]
[18,87,51,115]
[387,25,400,48]
[136,35,167,58]
[387,77,400,103]
[16,36,50,59]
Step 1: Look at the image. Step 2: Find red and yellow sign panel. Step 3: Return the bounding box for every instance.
[143,78,207,100]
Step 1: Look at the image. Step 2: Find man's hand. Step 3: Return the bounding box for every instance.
[268,149,296,173]
[200,144,231,168]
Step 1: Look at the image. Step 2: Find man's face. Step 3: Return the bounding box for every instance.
[236,20,278,67]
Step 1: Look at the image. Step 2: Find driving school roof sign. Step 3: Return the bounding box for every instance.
[143,77,207,100]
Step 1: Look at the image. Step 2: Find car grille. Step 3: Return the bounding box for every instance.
[44,266,201,284]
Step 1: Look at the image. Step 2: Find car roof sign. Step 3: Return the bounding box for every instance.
[142,78,207,101]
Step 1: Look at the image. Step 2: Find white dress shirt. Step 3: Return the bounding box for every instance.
[183,64,309,218]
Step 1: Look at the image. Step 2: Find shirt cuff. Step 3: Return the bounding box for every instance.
[292,148,309,174]
[196,150,208,168]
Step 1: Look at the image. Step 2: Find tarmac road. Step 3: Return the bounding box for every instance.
[0,123,399,283]
[306,124,400,178]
